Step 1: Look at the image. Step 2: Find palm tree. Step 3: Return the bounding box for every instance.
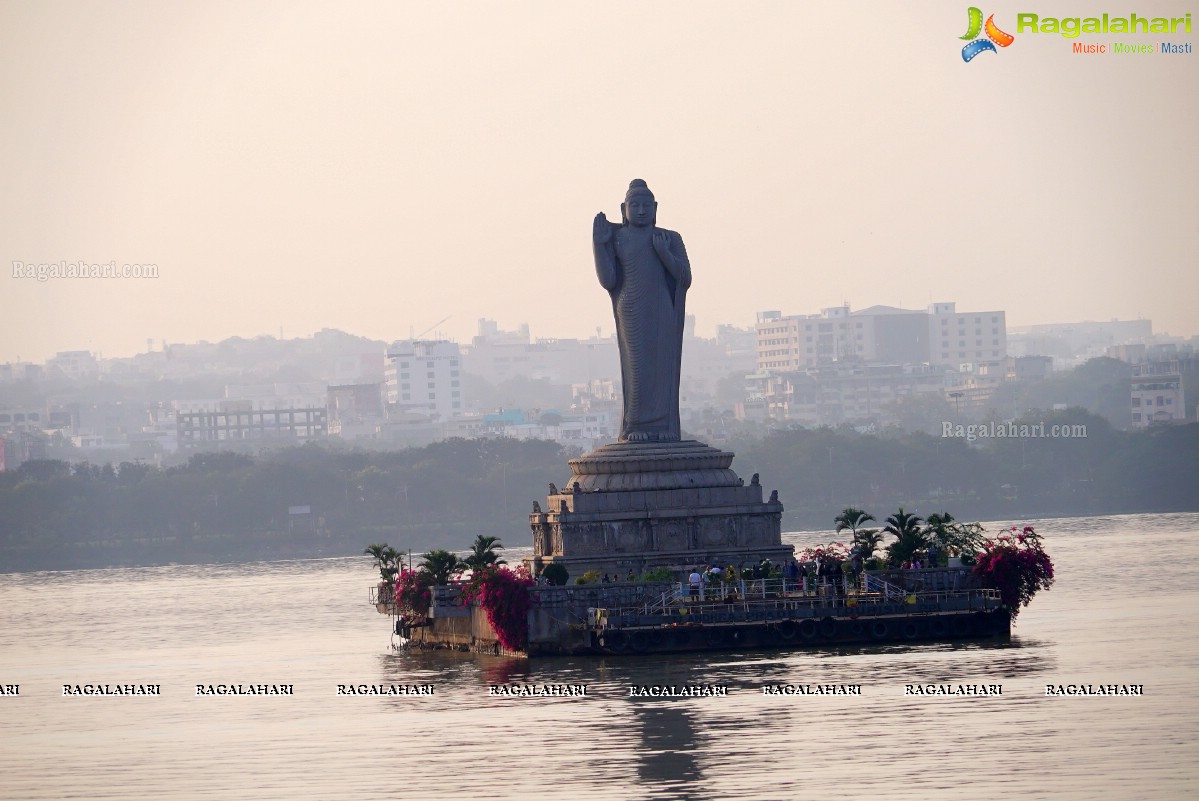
[883,507,927,565]
[924,512,955,561]
[834,507,874,537]
[464,535,506,570]
[925,511,955,534]
[835,507,881,560]
[852,528,885,562]
[924,513,986,561]
[419,549,465,585]
[364,543,403,581]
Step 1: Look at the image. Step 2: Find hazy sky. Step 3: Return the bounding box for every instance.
[2,1,1196,363]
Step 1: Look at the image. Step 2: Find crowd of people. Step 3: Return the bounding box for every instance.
[675,554,871,600]
[598,571,637,583]
[591,545,948,595]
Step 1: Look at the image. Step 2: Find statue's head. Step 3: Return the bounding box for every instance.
[621,179,657,228]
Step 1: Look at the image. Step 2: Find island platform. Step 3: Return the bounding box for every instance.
[371,567,1010,657]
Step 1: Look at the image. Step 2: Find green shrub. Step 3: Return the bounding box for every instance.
[578,569,602,585]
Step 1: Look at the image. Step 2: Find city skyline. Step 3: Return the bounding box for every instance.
[3,1,1197,364]
[5,303,1175,369]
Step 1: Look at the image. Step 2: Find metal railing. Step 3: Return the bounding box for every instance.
[370,577,1002,631]
[593,586,1003,631]
[864,573,906,602]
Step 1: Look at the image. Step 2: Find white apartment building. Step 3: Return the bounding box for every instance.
[757,302,1007,373]
[928,302,1007,368]
[1131,362,1186,428]
[756,307,853,372]
[385,340,463,421]
[45,350,99,380]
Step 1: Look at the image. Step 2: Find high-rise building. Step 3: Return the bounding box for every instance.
[1131,361,1186,428]
[384,340,464,421]
[756,302,1007,373]
[927,302,1007,368]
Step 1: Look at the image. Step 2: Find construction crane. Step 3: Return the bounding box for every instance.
[411,316,451,341]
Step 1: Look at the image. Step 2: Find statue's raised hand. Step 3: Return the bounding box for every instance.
[593,212,613,245]
[652,230,671,259]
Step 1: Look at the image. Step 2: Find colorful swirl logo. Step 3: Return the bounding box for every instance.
[961,7,1015,61]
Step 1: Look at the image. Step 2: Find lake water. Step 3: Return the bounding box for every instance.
[1,513,1196,800]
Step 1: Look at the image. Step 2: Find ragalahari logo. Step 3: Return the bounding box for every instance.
[961,7,1015,61]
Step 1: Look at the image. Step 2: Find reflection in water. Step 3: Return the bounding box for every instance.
[632,705,704,799]
[481,657,533,686]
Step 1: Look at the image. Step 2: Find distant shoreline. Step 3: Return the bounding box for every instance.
[3,508,1194,575]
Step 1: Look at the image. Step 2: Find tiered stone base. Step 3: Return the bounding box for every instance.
[526,440,792,580]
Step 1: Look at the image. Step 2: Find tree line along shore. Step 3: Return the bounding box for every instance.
[0,408,1194,572]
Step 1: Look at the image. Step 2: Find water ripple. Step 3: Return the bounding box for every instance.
[0,514,1196,800]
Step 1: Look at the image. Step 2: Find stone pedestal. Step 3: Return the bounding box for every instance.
[527,440,792,580]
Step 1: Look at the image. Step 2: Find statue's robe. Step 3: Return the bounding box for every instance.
[597,223,690,442]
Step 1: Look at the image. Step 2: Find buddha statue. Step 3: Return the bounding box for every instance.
[592,180,691,442]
